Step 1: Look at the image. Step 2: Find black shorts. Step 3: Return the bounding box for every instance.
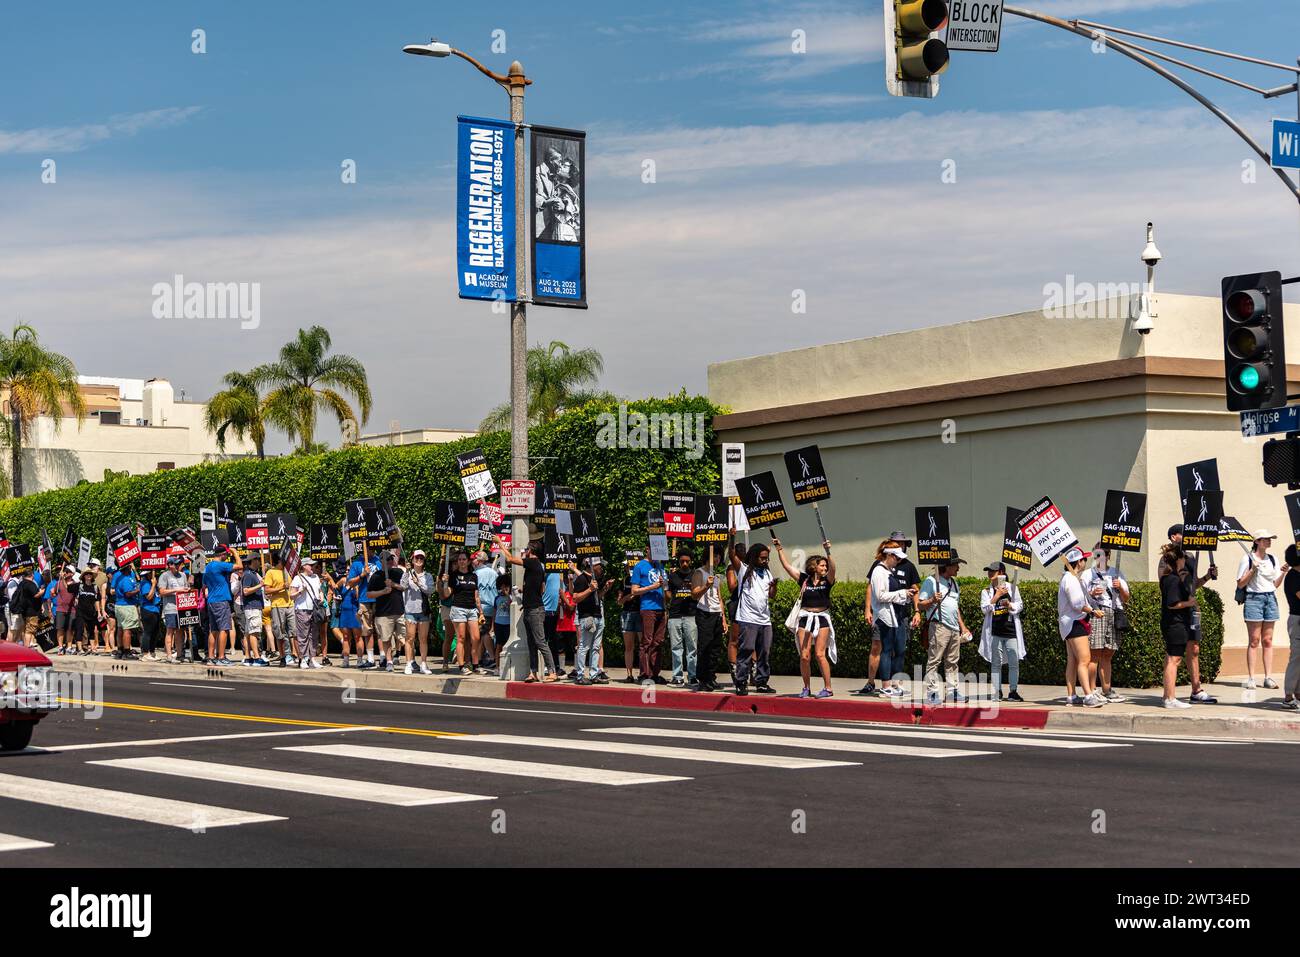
[1163,622,1190,656]
[1065,619,1088,640]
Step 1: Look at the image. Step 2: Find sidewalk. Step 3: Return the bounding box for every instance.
[45,651,1300,740]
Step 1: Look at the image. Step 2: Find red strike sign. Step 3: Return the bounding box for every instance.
[1021,503,1062,539]
[246,527,269,549]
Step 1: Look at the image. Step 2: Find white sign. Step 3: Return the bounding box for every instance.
[721,443,745,497]
[199,508,216,532]
[77,537,93,570]
[556,509,573,536]
[944,0,1004,52]
[648,533,670,562]
[1015,496,1079,567]
[500,480,536,515]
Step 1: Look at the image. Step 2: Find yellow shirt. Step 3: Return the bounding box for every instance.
[263,568,293,608]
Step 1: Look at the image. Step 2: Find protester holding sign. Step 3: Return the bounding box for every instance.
[630,550,669,683]
[53,564,77,656]
[1080,546,1130,702]
[290,557,326,668]
[1159,544,1198,709]
[774,538,836,699]
[690,550,726,693]
[400,550,435,676]
[1057,547,1105,708]
[263,552,295,665]
[496,536,560,682]
[666,549,698,687]
[617,558,642,684]
[729,541,778,696]
[1236,530,1288,690]
[158,556,189,663]
[112,563,141,659]
[978,561,1025,701]
[74,568,103,656]
[138,572,162,661]
[202,545,243,666]
[919,554,972,704]
[864,539,918,698]
[1159,525,1218,704]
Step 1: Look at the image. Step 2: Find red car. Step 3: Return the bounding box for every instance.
[0,640,59,751]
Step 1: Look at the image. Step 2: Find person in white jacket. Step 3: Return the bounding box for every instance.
[870,545,918,698]
[1058,547,1105,708]
[978,561,1025,702]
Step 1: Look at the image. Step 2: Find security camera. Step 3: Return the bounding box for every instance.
[1133,293,1155,335]
[1140,222,1162,267]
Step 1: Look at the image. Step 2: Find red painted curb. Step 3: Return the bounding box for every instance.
[505,682,1050,729]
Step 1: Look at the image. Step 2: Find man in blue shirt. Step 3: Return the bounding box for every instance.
[202,546,243,665]
[348,550,380,666]
[630,553,668,683]
[472,552,499,668]
[112,563,142,659]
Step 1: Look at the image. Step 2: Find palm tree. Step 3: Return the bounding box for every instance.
[254,326,372,451]
[479,340,614,432]
[0,324,86,497]
[203,370,267,459]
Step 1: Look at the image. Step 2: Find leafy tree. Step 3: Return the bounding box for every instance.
[479,340,615,432]
[203,370,267,459]
[0,323,86,497]
[254,326,371,451]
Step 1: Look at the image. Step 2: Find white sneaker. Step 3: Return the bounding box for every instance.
[404,662,415,675]
[418,662,432,675]
[1163,697,1192,709]
[882,685,905,698]
[1243,678,1257,690]
[1083,692,1105,708]
[1263,677,1279,690]
[309,658,322,669]
[300,658,310,669]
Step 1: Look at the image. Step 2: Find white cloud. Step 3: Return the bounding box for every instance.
[0,107,202,155]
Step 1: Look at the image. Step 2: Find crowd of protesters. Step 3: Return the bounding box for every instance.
[4,520,1296,711]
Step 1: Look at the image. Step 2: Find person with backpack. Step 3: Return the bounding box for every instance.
[729,540,779,696]
[918,553,972,704]
[858,532,922,696]
[239,554,268,667]
[290,557,326,669]
[1237,530,1288,690]
[1081,545,1130,702]
[978,561,1025,701]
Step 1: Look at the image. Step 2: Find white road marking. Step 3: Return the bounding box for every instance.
[444,734,858,768]
[0,831,53,852]
[148,682,236,691]
[41,725,384,753]
[0,772,283,829]
[91,756,496,807]
[585,727,996,758]
[707,721,1128,749]
[281,743,691,786]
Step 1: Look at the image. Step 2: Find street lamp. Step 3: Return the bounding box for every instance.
[403,38,533,681]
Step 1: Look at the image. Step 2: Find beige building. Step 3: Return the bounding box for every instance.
[357,427,476,447]
[709,292,1298,675]
[18,376,255,492]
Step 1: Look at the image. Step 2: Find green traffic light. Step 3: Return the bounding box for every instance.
[1238,366,1261,391]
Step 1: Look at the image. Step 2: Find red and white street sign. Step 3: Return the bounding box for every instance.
[501,480,536,516]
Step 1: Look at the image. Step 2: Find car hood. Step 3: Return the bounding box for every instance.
[0,641,52,668]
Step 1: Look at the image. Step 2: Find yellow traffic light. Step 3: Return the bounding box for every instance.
[886,0,949,95]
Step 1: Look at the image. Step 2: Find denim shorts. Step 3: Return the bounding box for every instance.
[1244,590,1280,623]
[163,613,179,630]
[620,611,642,634]
[449,606,478,623]
[404,612,429,623]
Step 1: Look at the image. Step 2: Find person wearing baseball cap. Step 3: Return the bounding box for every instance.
[978,561,1025,701]
[290,556,325,669]
[158,555,190,663]
[1058,546,1105,707]
[856,537,921,697]
[862,540,919,698]
[918,552,972,704]
[1160,522,1218,703]
[1237,529,1288,691]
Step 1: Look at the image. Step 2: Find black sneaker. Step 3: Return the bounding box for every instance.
[575,677,592,686]
[754,684,777,695]
[1007,690,1024,702]
[855,683,879,696]
[619,675,638,684]
[733,684,749,696]
[652,675,667,685]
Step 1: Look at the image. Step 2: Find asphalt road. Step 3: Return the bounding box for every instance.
[2,675,1297,867]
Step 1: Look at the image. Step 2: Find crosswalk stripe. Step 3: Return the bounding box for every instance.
[584,727,996,758]
[445,734,859,769]
[706,721,1129,749]
[280,744,692,786]
[0,831,53,852]
[0,771,283,829]
[90,757,495,807]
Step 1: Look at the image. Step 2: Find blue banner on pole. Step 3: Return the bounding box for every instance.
[456,115,516,302]
[1272,118,1300,171]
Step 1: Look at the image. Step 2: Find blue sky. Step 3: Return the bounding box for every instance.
[3,0,1299,446]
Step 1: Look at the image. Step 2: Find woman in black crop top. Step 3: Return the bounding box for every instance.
[772,537,837,699]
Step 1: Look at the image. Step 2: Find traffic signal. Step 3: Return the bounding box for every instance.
[884,0,949,99]
[1262,435,1300,489]
[1221,270,1286,411]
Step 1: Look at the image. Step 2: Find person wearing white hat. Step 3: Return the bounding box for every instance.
[868,541,919,698]
[1057,546,1105,708]
[1236,529,1289,690]
[290,557,325,668]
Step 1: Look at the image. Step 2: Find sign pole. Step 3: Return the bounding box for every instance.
[812,502,828,543]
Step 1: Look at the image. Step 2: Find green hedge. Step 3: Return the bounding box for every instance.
[600,577,1222,689]
[0,393,723,562]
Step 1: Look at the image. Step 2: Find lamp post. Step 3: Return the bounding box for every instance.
[403,39,533,680]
